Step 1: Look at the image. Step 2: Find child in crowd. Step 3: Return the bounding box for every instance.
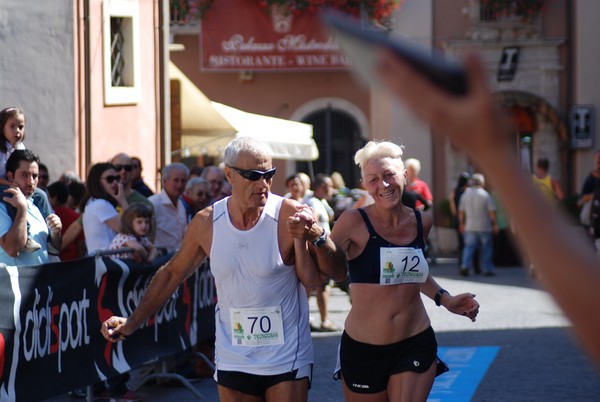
[109,202,157,263]
[47,181,85,261]
[0,107,53,252]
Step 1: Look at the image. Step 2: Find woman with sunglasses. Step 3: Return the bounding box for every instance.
[81,163,128,255]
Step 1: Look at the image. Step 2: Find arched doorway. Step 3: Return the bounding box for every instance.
[510,105,538,172]
[296,108,365,189]
[495,90,568,184]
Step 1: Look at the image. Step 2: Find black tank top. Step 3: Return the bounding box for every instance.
[348,208,425,284]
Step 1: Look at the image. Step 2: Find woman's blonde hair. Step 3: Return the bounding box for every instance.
[354,141,405,176]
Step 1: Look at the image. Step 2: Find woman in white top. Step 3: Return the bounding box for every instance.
[81,163,128,254]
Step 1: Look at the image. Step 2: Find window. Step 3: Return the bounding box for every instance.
[468,0,542,40]
[478,0,542,24]
[103,0,141,105]
[297,109,365,189]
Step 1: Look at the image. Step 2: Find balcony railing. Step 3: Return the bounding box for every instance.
[468,0,542,40]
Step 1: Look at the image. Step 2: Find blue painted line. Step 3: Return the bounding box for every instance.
[428,346,500,402]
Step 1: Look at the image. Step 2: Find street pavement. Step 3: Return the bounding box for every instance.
[49,259,600,401]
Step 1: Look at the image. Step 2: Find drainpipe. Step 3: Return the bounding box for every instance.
[325,104,332,176]
[159,0,171,173]
[84,0,91,170]
[565,0,574,195]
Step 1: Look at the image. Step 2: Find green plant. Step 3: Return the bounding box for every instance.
[171,0,403,25]
[170,0,218,23]
[436,198,454,228]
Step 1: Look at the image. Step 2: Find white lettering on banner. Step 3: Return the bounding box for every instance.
[221,34,340,53]
[295,54,330,66]
[329,53,353,66]
[197,267,215,309]
[277,35,339,52]
[126,276,180,342]
[209,54,287,68]
[22,287,90,373]
[125,275,153,314]
[222,34,275,52]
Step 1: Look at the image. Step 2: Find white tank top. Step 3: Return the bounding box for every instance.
[210,193,313,375]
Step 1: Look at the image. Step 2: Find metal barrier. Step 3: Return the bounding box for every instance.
[83,250,213,400]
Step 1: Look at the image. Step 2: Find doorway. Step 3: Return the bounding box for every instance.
[296,107,365,189]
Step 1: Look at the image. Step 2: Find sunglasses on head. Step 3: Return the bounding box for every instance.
[114,164,133,172]
[230,166,276,181]
[103,175,121,184]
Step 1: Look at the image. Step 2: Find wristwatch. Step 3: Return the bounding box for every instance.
[311,228,328,248]
[434,288,449,306]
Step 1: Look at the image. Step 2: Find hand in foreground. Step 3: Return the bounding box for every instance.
[376,50,511,167]
[101,316,129,343]
[444,293,479,322]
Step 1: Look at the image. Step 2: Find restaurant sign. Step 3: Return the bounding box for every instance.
[200,0,352,71]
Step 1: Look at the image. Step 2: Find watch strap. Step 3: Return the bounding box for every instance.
[434,288,449,306]
[311,228,327,247]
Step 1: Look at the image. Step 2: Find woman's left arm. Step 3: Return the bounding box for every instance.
[421,274,479,322]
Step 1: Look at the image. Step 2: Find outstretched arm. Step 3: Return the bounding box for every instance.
[377,49,600,366]
[421,274,479,322]
[101,211,210,342]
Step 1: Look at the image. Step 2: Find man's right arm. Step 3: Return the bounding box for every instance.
[101,209,212,341]
[0,188,28,257]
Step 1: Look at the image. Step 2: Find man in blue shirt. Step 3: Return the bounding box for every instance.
[0,149,62,266]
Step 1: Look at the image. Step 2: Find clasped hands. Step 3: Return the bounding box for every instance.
[287,204,321,243]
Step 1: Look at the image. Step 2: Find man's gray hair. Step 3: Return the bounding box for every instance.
[161,162,190,182]
[186,176,208,191]
[471,173,485,186]
[223,137,272,166]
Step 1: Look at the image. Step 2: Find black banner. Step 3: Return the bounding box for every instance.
[0,256,216,401]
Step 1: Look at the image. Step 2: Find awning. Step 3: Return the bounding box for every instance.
[169,62,319,161]
[169,62,236,138]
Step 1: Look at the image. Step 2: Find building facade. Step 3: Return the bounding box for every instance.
[3,0,598,223]
[0,0,165,191]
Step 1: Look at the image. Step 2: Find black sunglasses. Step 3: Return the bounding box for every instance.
[103,175,121,184]
[114,164,133,172]
[230,166,276,181]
